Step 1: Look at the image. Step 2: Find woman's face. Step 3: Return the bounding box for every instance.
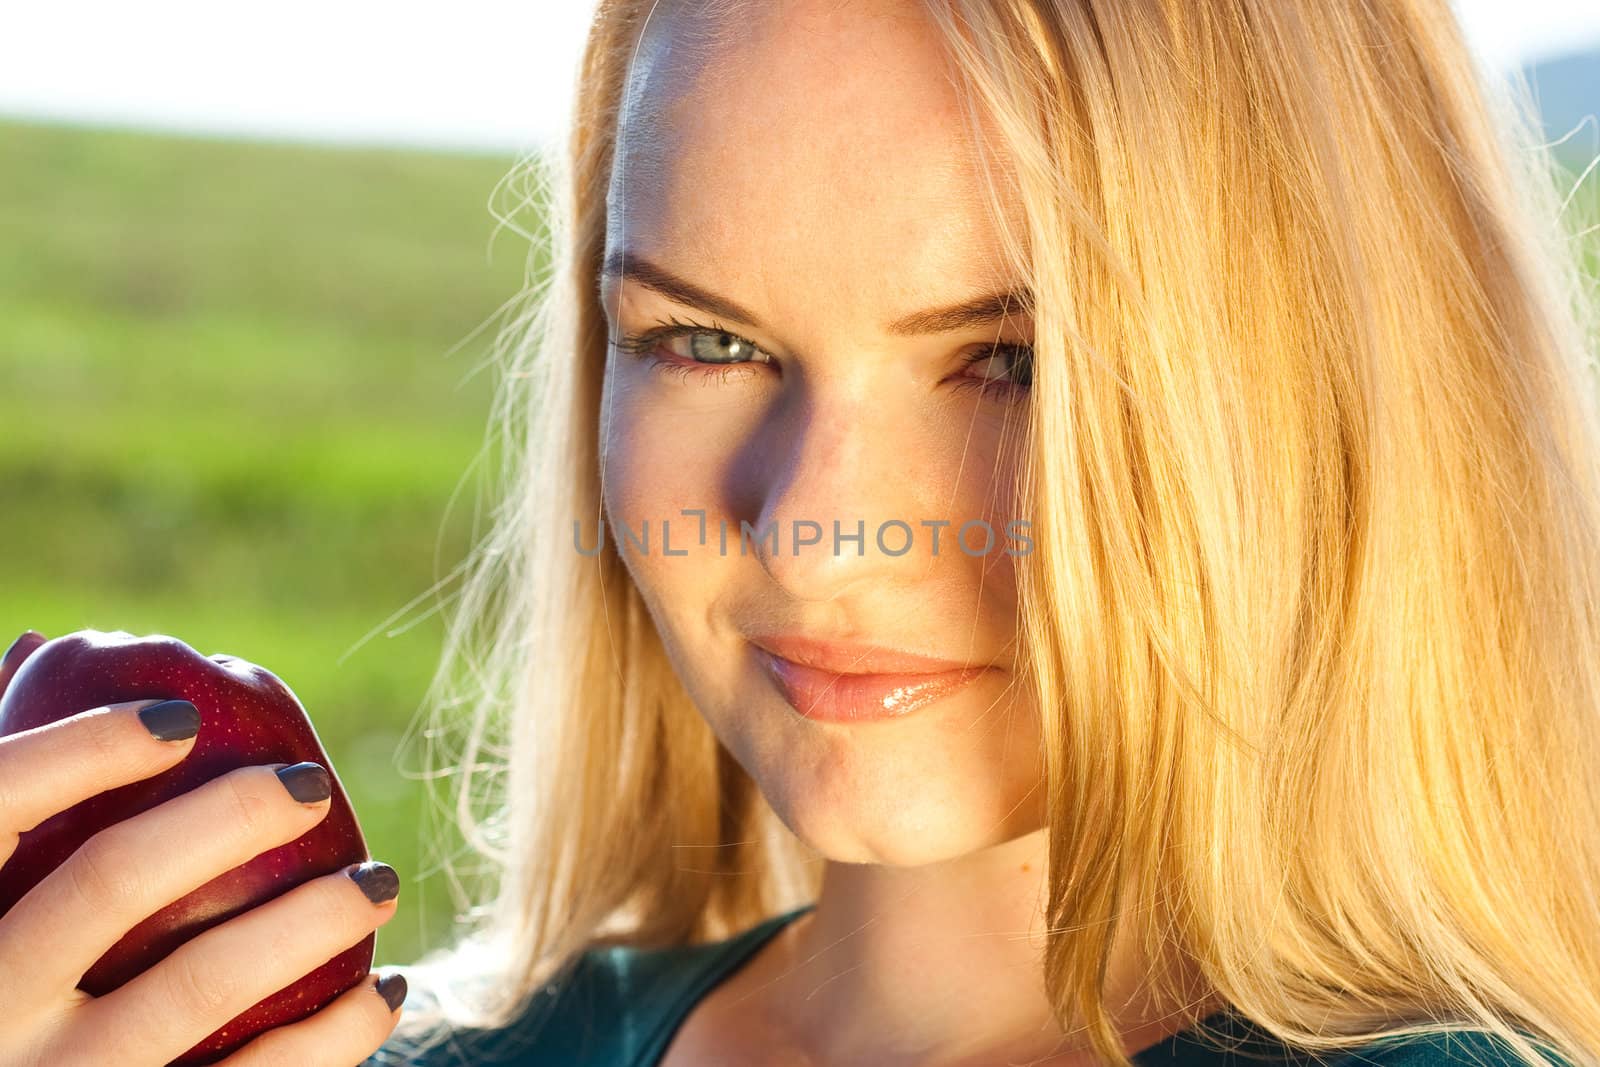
[597,0,1044,866]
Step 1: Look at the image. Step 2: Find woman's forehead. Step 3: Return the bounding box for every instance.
[614,2,974,181]
[606,0,1022,319]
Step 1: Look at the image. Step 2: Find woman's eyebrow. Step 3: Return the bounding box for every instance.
[599,250,1033,336]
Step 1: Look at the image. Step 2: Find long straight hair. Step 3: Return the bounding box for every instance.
[380,2,1600,1064]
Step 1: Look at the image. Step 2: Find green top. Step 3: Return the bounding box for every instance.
[367,904,1546,1066]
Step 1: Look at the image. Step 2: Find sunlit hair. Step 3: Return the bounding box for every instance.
[378,1,1600,1064]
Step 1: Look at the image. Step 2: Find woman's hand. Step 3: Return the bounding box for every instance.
[0,693,405,1066]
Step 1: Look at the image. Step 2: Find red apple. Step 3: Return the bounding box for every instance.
[0,629,373,1066]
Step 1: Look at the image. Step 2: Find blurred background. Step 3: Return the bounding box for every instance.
[1,2,1597,972]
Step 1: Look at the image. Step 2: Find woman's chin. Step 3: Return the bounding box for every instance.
[712,684,1047,866]
[755,765,1032,868]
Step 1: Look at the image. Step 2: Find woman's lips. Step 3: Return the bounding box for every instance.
[752,646,990,722]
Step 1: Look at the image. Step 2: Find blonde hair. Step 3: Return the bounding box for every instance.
[381,2,1600,1064]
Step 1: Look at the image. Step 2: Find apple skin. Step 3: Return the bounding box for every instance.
[0,629,374,1066]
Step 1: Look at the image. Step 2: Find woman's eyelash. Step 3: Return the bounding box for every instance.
[609,316,770,388]
[610,316,1032,400]
[608,314,739,358]
[956,342,1033,400]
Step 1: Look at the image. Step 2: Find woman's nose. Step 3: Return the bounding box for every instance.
[734,394,966,604]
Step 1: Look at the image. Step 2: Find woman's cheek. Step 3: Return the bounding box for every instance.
[601,388,739,604]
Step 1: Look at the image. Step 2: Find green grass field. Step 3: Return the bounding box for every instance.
[0,117,537,969]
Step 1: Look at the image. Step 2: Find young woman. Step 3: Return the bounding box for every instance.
[2,0,1596,1064]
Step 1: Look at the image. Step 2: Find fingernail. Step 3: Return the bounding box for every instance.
[275,762,331,804]
[348,861,400,904]
[138,700,201,742]
[375,972,407,1013]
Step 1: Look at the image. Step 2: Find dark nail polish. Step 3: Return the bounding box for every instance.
[348,861,400,904]
[139,700,200,742]
[275,762,331,804]
[375,973,407,1012]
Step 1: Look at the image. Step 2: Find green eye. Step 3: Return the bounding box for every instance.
[610,318,773,385]
[611,318,1034,401]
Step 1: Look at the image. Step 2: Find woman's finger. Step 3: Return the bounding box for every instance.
[217,971,407,1067]
[0,759,325,1009]
[0,697,195,873]
[72,862,397,1066]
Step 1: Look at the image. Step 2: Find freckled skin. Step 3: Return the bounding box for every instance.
[595,4,1217,1064]
[588,4,1222,1062]
[599,0,1043,870]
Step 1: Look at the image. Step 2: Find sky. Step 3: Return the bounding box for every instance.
[1,1,1598,155]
